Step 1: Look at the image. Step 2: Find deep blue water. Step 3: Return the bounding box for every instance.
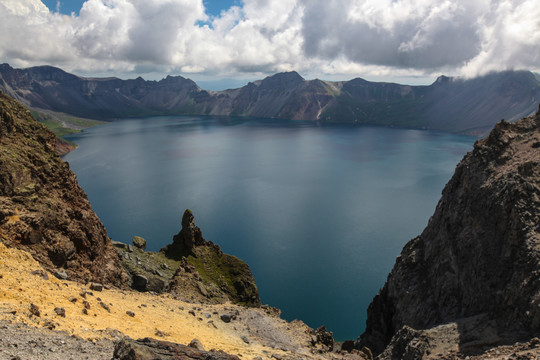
[64,116,474,340]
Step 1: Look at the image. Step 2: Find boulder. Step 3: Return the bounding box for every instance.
[132,236,146,250]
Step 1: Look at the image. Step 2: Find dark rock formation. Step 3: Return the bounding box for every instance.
[113,337,240,360]
[358,108,540,357]
[1,63,539,135]
[162,209,206,258]
[163,210,261,307]
[0,92,128,287]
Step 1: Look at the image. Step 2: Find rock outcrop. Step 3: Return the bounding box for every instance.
[358,108,540,357]
[163,210,261,307]
[0,92,128,287]
[112,337,241,360]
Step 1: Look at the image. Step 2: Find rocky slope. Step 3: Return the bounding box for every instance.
[357,107,540,358]
[0,91,128,287]
[1,63,539,135]
[0,240,363,359]
[115,209,261,307]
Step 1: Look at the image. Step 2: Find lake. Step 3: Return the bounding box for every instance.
[64,116,474,341]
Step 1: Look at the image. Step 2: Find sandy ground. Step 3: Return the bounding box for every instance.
[0,241,347,360]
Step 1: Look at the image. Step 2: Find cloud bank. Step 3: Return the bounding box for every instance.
[0,0,539,81]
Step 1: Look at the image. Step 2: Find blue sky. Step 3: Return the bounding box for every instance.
[41,0,238,17]
[1,0,539,90]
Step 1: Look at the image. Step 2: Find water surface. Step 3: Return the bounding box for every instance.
[65,116,474,340]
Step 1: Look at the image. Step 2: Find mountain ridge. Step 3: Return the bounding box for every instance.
[1,63,539,135]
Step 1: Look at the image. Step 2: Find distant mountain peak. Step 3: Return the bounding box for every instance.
[434,75,451,84]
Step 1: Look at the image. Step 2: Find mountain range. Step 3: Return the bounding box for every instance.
[1,63,539,135]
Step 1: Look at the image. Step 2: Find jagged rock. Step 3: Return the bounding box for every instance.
[0,93,128,288]
[162,209,206,258]
[132,236,146,250]
[112,337,240,360]
[163,210,261,307]
[359,109,540,356]
[313,326,334,351]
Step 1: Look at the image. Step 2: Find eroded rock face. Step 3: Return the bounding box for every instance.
[0,92,128,287]
[163,210,261,307]
[360,109,540,356]
[162,209,206,258]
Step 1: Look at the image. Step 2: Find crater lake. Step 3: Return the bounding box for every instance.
[64,116,474,340]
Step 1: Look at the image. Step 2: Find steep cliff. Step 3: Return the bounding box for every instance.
[0,92,128,287]
[359,108,540,356]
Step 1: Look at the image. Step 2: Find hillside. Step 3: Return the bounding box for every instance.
[1,63,539,135]
[0,91,127,287]
[355,107,540,358]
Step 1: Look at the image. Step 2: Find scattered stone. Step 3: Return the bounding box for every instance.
[161,263,169,270]
[68,296,77,303]
[154,329,168,337]
[127,245,134,253]
[132,236,146,250]
[83,300,91,309]
[99,302,111,313]
[29,303,40,317]
[204,313,211,318]
[43,320,56,330]
[90,283,103,292]
[54,307,66,317]
[31,269,49,280]
[208,320,217,329]
[82,308,88,315]
[80,291,87,298]
[189,310,196,316]
[220,313,235,323]
[54,270,68,280]
[126,311,135,317]
[241,336,250,344]
[188,338,205,351]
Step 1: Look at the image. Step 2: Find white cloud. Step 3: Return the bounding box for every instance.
[0,0,538,81]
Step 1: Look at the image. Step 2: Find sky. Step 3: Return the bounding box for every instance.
[1,0,539,90]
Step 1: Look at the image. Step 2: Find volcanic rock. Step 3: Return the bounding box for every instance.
[358,107,540,357]
[0,93,128,287]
